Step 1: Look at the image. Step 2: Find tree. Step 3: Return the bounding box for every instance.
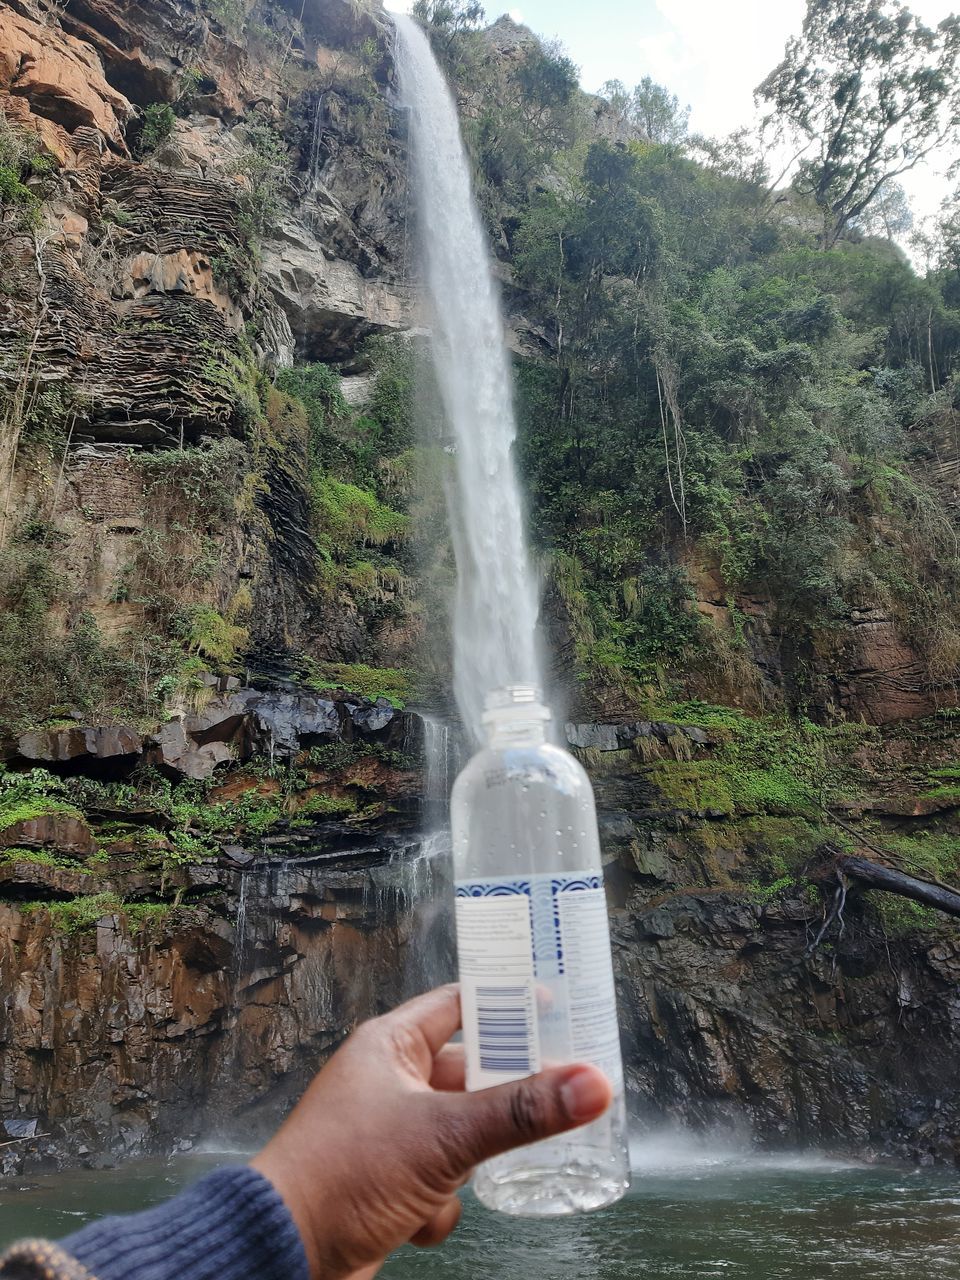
[412,0,485,61]
[850,179,914,240]
[412,0,484,28]
[935,190,960,280]
[758,0,960,249]
[601,76,690,145]
[468,41,581,236]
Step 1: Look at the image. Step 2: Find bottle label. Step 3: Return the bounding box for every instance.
[455,873,623,1092]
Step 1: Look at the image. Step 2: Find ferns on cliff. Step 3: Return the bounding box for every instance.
[0,109,52,236]
[312,475,408,550]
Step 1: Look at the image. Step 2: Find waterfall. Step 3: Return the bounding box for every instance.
[421,712,464,828]
[393,16,544,744]
[307,91,325,192]
[234,870,249,979]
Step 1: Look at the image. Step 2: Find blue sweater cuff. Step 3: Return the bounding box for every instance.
[60,1166,309,1280]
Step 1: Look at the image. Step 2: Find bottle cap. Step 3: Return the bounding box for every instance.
[482,685,551,726]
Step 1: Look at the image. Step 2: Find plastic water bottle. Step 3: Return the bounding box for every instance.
[451,686,631,1216]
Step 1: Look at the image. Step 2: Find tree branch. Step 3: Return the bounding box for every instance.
[840,855,960,919]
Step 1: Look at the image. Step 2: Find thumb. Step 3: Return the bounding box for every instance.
[435,1065,613,1175]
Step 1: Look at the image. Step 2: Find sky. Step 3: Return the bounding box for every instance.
[383,0,958,231]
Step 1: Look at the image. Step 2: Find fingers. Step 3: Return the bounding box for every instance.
[430,1044,466,1091]
[375,984,462,1057]
[435,1064,613,1174]
[409,1196,463,1248]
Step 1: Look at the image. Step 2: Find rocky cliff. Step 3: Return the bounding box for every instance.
[0,0,958,1175]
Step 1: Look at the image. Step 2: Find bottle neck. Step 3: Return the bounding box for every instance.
[486,719,548,750]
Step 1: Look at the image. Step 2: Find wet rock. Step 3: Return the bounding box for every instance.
[3,1118,39,1139]
[565,723,621,751]
[17,725,142,765]
[629,835,672,881]
[155,721,235,782]
[638,906,676,939]
[349,698,395,735]
[0,811,95,857]
[565,720,714,754]
[682,726,710,745]
[248,692,339,754]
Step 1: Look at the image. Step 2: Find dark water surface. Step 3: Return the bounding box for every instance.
[1,1149,959,1278]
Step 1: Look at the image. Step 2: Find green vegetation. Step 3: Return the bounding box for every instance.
[645,713,833,817]
[0,848,81,870]
[0,109,53,236]
[883,831,960,883]
[136,103,176,157]
[272,343,416,631]
[305,662,414,708]
[203,0,248,35]
[869,892,941,937]
[23,893,122,935]
[313,477,408,550]
[228,115,292,239]
[176,604,248,670]
[600,75,690,144]
[22,894,176,936]
[0,795,83,833]
[0,534,145,731]
[921,765,960,804]
[408,2,960,708]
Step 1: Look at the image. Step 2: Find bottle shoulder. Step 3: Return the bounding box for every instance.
[452,741,592,798]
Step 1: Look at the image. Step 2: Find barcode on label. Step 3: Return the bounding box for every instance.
[476,985,535,1074]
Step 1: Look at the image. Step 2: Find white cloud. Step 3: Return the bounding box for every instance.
[630,0,954,229]
[647,0,804,137]
[508,8,525,20]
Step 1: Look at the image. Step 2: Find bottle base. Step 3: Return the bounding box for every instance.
[473,1158,630,1218]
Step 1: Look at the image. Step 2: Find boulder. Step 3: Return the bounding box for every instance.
[155,721,234,781]
[17,725,142,765]
[349,699,395,735]
[565,723,621,751]
[0,811,95,857]
[2,1118,39,1140]
[260,216,411,361]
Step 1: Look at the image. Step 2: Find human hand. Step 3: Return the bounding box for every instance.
[251,983,613,1280]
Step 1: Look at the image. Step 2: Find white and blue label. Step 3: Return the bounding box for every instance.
[455,873,622,1092]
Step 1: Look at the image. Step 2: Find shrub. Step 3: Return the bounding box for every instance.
[313,475,408,549]
[22,893,122,935]
[175,605,248,671]
[137,104,176,157]
[0,109,50,235]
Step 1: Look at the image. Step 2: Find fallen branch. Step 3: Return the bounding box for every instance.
[0,1133,48,1149]
[827,810,954,890]
[840,856,960,920]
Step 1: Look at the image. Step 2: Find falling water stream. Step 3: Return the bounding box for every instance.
[394,14,543,744]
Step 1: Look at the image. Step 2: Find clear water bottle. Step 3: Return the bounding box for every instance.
[451,686,631,1216]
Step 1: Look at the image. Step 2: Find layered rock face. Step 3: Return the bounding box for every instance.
[0,0,958,1176]
[0,841,448,1171]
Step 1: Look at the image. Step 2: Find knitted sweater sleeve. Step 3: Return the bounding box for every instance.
[0,1166,309,1280]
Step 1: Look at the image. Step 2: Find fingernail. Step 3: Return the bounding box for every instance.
[560,1067,612,1123]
